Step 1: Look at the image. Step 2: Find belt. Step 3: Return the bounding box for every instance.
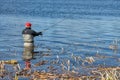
[24,41,34,43]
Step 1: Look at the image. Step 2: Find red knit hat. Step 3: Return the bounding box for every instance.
[25,22,32,28]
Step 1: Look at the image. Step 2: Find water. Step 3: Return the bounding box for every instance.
[0,0,120,75]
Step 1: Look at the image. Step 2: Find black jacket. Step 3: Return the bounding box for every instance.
[22,28,42,43]
[22,28,40,37]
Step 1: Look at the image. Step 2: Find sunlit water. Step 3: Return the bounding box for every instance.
[0,0,120,76]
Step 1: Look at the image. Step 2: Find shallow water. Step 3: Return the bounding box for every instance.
[0,0,120,76]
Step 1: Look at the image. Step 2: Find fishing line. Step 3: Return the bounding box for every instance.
[41,18,65,33]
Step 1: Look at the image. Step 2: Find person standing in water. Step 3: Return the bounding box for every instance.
[22,22,42,70]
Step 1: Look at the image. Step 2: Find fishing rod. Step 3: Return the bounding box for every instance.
[41,18,65,33]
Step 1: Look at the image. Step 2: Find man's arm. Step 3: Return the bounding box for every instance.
[32,30,42,37]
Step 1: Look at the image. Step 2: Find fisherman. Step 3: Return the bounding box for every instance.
[22,22,42,70]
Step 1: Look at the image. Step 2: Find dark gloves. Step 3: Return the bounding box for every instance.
[38,32,43,35]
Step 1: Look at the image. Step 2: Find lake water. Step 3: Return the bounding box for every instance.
[0,0,120,75]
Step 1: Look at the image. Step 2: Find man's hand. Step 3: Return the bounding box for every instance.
[39,32,43,35]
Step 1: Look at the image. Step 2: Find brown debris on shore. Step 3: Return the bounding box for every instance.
[14,66,120,80]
